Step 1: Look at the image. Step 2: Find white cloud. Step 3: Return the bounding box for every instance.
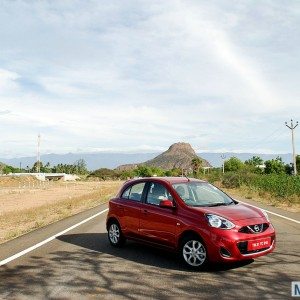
[0,69,20,94]
[0,0,299,158]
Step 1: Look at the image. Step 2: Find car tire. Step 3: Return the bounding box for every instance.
[180,234,208,269]
[108,221,125,247]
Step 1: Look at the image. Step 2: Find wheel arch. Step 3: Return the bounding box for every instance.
[106,216,120,231]
[177,230,205,249]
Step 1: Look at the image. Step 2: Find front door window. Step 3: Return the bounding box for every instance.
[146,182,173,206]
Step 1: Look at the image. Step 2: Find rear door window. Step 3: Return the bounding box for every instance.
[121,182,146,202]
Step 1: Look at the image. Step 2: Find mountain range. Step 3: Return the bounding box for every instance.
[0,146,293,171]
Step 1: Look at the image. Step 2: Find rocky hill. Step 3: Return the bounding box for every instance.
[116,142,211,171]
[144,142,211,170]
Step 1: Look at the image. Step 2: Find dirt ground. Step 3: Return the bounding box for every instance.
[0,176,123,243]
[0,178,117,214]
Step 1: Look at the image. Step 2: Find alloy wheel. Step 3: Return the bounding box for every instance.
[182,240,206,267]
[109,223,120,244]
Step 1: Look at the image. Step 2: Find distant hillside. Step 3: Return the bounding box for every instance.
[0,153,157,171]
[0,150,292,171]
[144,142,211,170]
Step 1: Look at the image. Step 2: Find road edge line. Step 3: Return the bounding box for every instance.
[238,200,300,224]
[0,208,108,267]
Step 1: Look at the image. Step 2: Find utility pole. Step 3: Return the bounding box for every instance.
[221,154,226,174]
[37,134,41,173]
[285,119,298,176]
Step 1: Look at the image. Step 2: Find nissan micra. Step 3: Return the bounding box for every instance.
[106,177,275,269]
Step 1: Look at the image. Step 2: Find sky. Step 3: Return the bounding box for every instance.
[0,0,299,158]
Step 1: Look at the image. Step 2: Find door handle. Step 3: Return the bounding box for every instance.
[142,209,149,214]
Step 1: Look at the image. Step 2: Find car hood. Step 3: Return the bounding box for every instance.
[194,203,264,221]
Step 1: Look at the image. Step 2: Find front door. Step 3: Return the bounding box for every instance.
[139,182,177,248]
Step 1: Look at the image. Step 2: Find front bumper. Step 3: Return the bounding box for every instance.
[203,221,276,263]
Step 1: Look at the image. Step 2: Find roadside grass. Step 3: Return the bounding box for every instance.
[0,181,123,244]
[223,185,300,213]
[200,172,300,213]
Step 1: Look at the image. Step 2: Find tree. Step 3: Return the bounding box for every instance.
[264,157,285,174]
[43,162,52,173]
[191,157,203,175]
[165,168,182,177]
[75,159,88,175]
[285,163,293,175]
[296,155,300,175]
[244,156,264,174]
[224,157,244,172]
[2,165,18,174]
[134,165,153,177]
[51,159,88,175]
[132,165,166,177]
[245,156,264,166]
[116,169,135,180]
[31,161,43,173]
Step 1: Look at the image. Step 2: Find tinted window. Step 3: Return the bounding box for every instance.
[121,182,145,202]
[146,182,173,206]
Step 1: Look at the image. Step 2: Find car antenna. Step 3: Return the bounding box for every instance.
[185,175,190,182]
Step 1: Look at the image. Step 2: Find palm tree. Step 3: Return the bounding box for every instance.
[191,157,203,175]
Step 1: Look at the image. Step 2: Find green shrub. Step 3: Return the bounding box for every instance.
[221,171,300,199]
[224,157,244,172]
[222,173,241,188]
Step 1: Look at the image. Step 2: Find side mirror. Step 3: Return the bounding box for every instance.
[159,199,175,209]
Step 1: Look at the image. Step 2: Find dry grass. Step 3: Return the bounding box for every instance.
[0,180,123,244]
[223,185,300,213]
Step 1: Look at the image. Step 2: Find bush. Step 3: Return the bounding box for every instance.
[264,157,285,174]
[222,173,242,188]
[221,171,300,198]
[89,168,117,180]
[200,169,223,184]
[224,157,244,172]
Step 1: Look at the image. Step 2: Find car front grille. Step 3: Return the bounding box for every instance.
[238,223,269,234]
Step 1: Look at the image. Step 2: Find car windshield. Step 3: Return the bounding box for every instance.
[172,182,235,207]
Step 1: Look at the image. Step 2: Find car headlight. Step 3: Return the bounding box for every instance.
[206,214,235,229]
[261,210,269,221]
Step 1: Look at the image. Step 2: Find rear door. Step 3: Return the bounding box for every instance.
[139,181,177,248]
[116,181,146,238]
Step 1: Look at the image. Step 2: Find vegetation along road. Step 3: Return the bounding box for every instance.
[0,198,299,299]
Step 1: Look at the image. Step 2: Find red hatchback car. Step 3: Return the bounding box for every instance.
[106,177,275,269]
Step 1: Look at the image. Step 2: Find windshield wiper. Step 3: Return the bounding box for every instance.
[207,202,235,207]
[207,203,228,207]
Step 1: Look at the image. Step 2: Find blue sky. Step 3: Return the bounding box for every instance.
[0,0,299,158]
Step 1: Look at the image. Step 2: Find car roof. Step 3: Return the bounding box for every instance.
[125,176,207,185]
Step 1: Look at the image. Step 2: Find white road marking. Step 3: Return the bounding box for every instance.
[238,200,300,224]
[0,208,108,267]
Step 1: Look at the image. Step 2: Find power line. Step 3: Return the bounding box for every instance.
[247,126,286,154]
[285,119,298,175]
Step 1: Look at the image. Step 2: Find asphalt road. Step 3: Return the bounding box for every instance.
[0,200,299,299]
